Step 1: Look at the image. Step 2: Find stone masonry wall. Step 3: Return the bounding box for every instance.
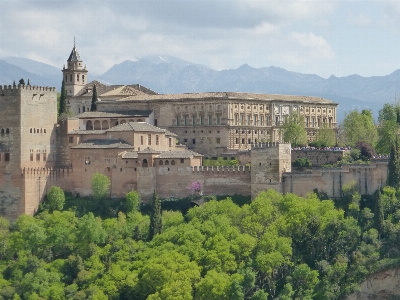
[283,160,388,198]
[292,149,348,167]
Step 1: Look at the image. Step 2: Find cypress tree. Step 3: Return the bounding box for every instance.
[149,189,162,240]
[388,136,400,189]
[90,84,98,111]
[375,189,385,239]
[27,79,30,85]
[59,80,67,116]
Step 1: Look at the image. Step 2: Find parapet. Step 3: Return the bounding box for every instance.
[21,167,72,175]
[191,165,251,173]
[250,142,290,149]
[0,84,56,93]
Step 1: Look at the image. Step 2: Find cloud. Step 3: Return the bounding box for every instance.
[289,32,335,61]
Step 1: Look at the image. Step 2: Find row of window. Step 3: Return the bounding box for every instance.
[177,115,222,126]
[0,128,10,134]
[85,119,145,130]
[182,138,221,145]
[29,150,46,161]
[0,152,10,161]
[158,159,185,165]
[30,128,47,134]
[84,158,185,167]
[65,74,85,83]
[234,114,270,126]
[235,129,270,135]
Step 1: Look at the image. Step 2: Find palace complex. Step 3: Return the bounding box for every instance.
[0,44,387,220]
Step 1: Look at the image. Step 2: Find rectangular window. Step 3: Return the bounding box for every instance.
[236,138,239,144]
[154,119,158,126]
[260,115,264,126]
[266,115,269,126]
[192,138,196,144]
[217,115,221,125]
[85,157,91,164]
[235,114,238,125]
[240,114,244,125]
[69,136,73,143]
[141,136,144,145]
[242,138,245,144]
[216,138,221,144]
[306,117,309,127]
[312,118,315,127]
[156,135,159,145]
[248,138,251,144]
[30,153,33,161]
[148,134,151,145]
[176,117,180,126]
[180,158,184,163]
[192,116,195,126]
[275,117,279,125]
[4,153,9,161]
[169,138,172,147]
[43,152,46,161]
[184,116,188,126]
[201,115,204,126]
[36,152,40,161]
[254,114,257,125]
[184,138,188,143]
[247,115,251,125]
[208,115,212,125]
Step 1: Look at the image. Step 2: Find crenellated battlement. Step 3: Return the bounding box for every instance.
[191,165,251,173]
[250,142,290,149]
[0,84,56,93]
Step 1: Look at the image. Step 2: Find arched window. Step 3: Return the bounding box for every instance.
[82,106,86,113]
[82,75,85,83]
[94,120,101,130]
[137,119,143,122]
[0,129,3,134]
[102,120,109,130]
[165,160,169,165]
[77,74,79,81]
[44,129,46,134]
[86,120,93,130]
[120,119,126,124]
[128,119,134,122]
[30,128,32,133]
[159,160,163,165]
[70,74,72,81]
[78,107,81,114]
[171,160,176,165]
[33,128,36,133]
[142,159,148,167]
[40,128,42,133]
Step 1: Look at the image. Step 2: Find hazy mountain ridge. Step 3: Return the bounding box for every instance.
[1,55,400,120]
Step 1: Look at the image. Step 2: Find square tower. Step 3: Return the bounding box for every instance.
[0,84,57,219]
[250,142,291,198]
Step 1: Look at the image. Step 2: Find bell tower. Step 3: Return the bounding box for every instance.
[62,40,88,96]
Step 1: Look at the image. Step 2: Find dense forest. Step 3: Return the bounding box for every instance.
[0,182,400,300]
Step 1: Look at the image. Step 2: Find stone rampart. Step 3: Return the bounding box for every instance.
[283,159,388,198]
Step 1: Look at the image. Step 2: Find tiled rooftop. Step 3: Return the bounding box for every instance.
[107,122,167,133]
[75,110,152,119]
[72,139,133,149]
[117,92,336,104]
[74,81,158,97]
[157,150,203,158]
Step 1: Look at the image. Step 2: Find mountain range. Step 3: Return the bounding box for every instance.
[2,55,400,121]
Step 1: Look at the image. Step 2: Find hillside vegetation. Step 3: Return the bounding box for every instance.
[1,185,400,299]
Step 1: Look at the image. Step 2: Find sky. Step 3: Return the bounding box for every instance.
[1,0,400,78]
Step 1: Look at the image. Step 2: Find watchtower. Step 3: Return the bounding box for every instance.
[0,84,57,219]
[250,142,291,198]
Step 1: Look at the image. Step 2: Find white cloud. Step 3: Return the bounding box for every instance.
[289,32,335,61]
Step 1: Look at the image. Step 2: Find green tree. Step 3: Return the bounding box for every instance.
[282,113,307,146]
[90,84,98,111]
[292,158,312,171]
[149,190,162,239]
[376,103,400,154]
[125,190,139,213]
[58,80,67,116]
[91,172,110,200]
[46,186,65,212]
[314,123,337,147]
[388,136,400,189]
[343,109,377,147]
